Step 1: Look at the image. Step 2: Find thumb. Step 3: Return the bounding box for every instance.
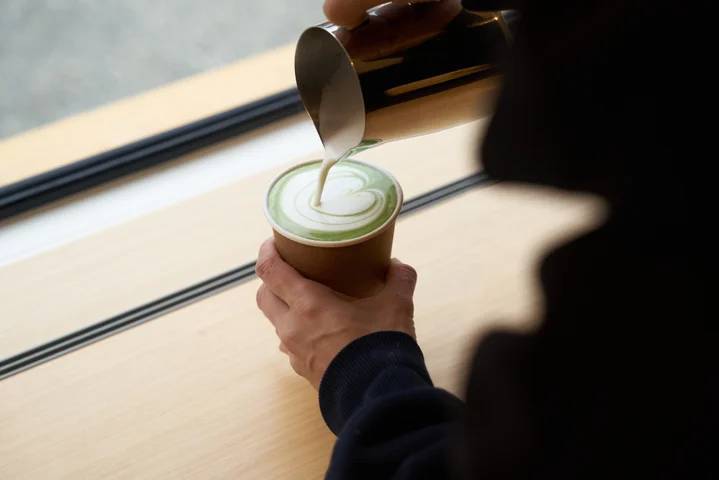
[383,259,418,299]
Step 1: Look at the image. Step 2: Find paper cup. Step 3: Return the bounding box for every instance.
[264,160,403,298]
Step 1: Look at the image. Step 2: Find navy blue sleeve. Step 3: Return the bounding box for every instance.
[319,331,465,480]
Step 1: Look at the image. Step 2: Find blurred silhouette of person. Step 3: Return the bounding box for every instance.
[256,0,715,478]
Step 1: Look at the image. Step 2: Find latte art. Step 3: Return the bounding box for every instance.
[291,167,387,230]
[267,160,399,243]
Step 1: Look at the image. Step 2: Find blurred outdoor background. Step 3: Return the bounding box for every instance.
[0,0,323,140]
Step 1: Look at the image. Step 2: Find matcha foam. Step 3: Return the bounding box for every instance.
[267,160,399,243]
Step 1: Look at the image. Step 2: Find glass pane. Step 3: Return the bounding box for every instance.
[1,0,321,139]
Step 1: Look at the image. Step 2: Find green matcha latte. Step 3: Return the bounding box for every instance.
[266,160,401,244]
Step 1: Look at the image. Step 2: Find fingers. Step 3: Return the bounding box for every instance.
[256,239,314,305]
[382,258,418,299]
[256,284,289,323]
[323,0,387,28]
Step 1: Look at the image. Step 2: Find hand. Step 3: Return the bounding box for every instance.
[324,0,442,28]
[255,238,418,389]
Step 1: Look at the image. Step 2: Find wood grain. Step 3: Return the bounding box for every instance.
[0,185,603,479]
[0,45,296,188]
[0,120,484,360]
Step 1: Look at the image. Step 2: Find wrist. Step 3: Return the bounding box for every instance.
[318,331,432,434]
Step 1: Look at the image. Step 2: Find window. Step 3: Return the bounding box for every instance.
[0,0,322,190]
[1,0,321,140]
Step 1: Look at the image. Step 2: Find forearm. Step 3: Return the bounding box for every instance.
[320,331,465,480]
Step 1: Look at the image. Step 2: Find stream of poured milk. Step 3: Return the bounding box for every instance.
[312,157,338,207]
[312,54,366,207]
[312,149,355,206]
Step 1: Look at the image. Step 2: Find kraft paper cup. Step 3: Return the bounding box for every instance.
[264,160,403,298]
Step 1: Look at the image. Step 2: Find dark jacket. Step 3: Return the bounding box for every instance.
[320,1,715,478]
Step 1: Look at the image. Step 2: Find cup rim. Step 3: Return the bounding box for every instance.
[264,159,403,248]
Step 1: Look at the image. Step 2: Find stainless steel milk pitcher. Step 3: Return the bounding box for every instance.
[295,0,514,159]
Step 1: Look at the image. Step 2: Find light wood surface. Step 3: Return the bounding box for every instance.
[0,119,485,360]
[0,28,606,480]
[0,184,602,479]
[0,45,296,188]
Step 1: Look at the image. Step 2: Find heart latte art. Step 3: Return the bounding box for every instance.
[267,160,400,242]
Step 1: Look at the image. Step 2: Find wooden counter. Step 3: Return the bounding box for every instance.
[0,184,600,478]
[0,43,604,479]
